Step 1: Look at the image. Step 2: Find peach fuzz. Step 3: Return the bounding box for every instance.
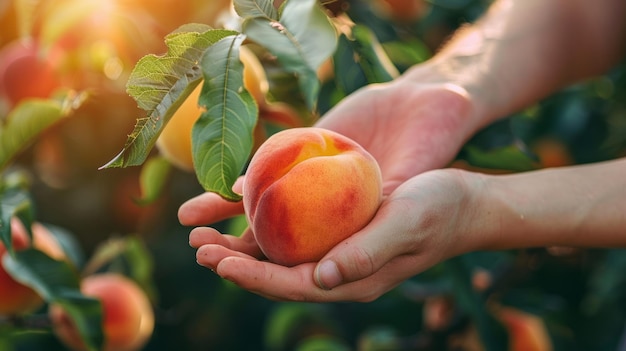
[243,127,383,267]
[49,273,155,351]
[0,218,66,316]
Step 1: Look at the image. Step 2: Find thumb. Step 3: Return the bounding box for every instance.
[314,245,378,291]
[313,201,416,290]
[313,170,469,291]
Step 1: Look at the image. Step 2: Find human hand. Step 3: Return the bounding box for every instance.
[189,169,480,302]
[180,71,480,301]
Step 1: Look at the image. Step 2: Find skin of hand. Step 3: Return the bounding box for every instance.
[188,168,478,302]
[182,78,477,301]
[181,0,626,302]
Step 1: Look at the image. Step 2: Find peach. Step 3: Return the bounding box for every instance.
[532,138,573,168]
[375,0,429,23]
[497,307,553,351]
[0,39,60,109]
[49,273,155,351]
[0,218,66,315]
[243,127,383,266]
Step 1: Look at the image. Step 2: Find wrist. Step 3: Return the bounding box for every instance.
[463,171,553,252]
[398,59,495,140]
[474,160,626,250]
[446,170,497,256]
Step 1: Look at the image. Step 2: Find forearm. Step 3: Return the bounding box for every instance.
[470,158,626,251]
[404,0,626,132]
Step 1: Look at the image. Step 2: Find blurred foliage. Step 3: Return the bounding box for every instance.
[1,0,626,350]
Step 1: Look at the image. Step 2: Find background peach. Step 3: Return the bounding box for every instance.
[0,39,60,111]
[49,272,155,351]
[0,219,66,316]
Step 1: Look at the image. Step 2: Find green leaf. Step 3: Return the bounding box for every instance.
[193,34,258,201]
[53,297,104,351]
[0,172,34,256]
[226,214,249,237]
[382,38,432,70]
[100,25,239,170]
[348,24,399,83]
[583,249,626,314]
[80,236,157,303]
[444,256,508,351]
[136,156,172,205]
[265,303,337,351]
[461,116,541,173]
[44,223,85,268]
[333,35,368,95]
[463,144,539,172]
[121,236,158,304]
[357,327,401,351]
[0,336,10,351]
[0,92,88,172]
[295,336,351,351]
[234,0,278,20]
[242,0,337,111]
[3,249,103,351]
[333,25,399,95]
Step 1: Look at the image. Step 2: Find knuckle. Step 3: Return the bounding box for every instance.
[341,246,376,282]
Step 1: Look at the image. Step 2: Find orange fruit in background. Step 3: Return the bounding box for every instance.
[155,81,204,172]
[0,39,60,109]
[0,218,66,316]
[49,273,155,351]
[375,0,428,23]
[497,307,553,351]
[532,138,573,168]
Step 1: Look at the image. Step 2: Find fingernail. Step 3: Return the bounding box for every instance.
[315,260,342,290]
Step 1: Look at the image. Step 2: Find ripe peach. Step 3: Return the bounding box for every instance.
[156,46,269,172]
[497,307,553,351]
[375,0,428,23]
[532,138,573,168]
[0,39,60,109]
[49,273,155,351]
[423,296,455,331]
[0,218,66,315]
[243,127,383,266]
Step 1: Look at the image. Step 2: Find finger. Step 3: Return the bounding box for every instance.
[214,256,407,302]
[196,244,258,270]
[215,257,334,301]
[189,227,263,258]
[178,178,245,226]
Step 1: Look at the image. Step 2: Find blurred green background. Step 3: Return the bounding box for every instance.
[2,0,626,350]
